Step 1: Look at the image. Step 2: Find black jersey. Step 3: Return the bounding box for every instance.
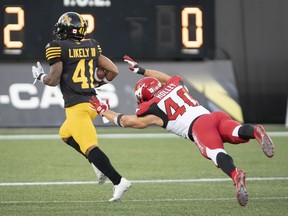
[45,39,101,107]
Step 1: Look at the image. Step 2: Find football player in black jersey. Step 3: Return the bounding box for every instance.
[32,12,131,202]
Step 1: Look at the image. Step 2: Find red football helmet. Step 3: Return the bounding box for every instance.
[134,77,162,104]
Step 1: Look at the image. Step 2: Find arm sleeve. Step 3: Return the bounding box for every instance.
[45,40,62,65]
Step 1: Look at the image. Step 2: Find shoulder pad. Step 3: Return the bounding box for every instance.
[168,75,183,83]
[45,40,59,49]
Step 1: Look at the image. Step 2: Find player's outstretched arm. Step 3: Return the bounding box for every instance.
[143,69,171,85]
[123,55,171,85]
[103,110,162,129]
[89,96,163,129]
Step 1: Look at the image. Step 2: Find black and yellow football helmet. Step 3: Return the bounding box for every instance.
[53,12,87,41]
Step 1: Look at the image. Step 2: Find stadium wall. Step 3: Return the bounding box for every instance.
[215,0,288,123]
[0,60,241,127]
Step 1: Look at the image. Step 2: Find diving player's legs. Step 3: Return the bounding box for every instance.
[253,125,274,157]
[192,113,248,206]
[216,152,248,206]
[218,114,274,157]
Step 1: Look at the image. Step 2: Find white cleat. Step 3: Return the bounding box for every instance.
[109,178,131,202]
[91,163,107,185]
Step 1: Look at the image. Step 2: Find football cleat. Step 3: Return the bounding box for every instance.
[109,178,131,202]
[91,163,107,185]
[233,169,248,206]
[254,125,274,158]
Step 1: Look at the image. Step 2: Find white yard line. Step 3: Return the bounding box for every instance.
[0,177,287,186]
[0,196,287,205]
[0,133,175,140]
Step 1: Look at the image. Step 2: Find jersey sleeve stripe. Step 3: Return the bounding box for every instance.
[97,45,102,53]
[46,54,61,60]
[45,47,61,59]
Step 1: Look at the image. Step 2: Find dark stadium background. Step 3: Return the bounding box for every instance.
[0,0,287,126]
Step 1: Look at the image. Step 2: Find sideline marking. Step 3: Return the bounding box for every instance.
[0,177,287,186]
[0,133,176,140]
[0,132,287,140]
[1,196,287,204]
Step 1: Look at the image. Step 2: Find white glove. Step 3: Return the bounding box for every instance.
[32,61,47,84]
[123,55,145,75]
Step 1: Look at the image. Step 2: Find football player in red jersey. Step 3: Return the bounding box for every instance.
[89,55,275,206]
[32,12,131,201]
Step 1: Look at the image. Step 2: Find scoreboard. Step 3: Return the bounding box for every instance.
[0,0,215,60]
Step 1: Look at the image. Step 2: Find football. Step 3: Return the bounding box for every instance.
[94,67,106,82]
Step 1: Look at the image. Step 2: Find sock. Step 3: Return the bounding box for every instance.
[88,147,122,185]
[66,137,86,157]
[231,168,237,180]
[238,124,255,140]
[216,152,236,179]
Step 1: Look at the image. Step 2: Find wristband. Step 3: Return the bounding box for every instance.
[103,77,110,84]
[38,74,47,83]
[114,114,124,127]
[137,66,145,75]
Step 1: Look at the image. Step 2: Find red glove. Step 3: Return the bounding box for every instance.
[123,55,145,75]
[89,96,110,116]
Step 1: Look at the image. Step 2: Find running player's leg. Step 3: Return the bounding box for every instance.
[59,118,106,184]
[69,103,131,201]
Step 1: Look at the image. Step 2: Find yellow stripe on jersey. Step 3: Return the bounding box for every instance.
[97,44,102,53]
[46,47,61,60]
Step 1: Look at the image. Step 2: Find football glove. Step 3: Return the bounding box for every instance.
[89,96,110,116]
[123,55,145,75]
[32,61,46,84]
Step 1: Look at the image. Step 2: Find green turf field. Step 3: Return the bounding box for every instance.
[0,126,287,216]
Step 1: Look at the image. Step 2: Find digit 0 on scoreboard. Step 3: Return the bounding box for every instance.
[3,6,24,55]
[181,7,203,49]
